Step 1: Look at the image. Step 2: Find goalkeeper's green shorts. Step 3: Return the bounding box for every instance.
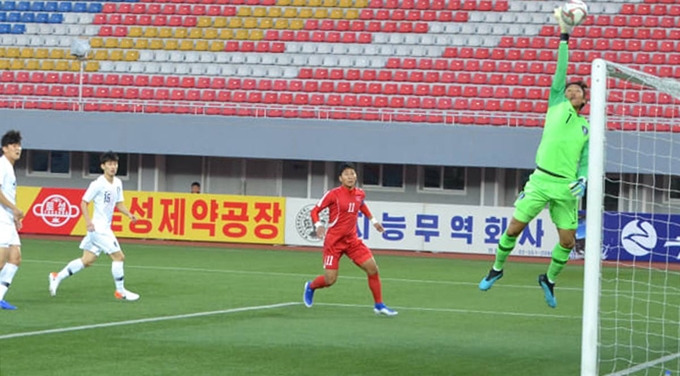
[513,169,579,230]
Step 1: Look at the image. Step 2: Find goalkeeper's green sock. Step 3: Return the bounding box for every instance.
[492,232,518,271]
[546,244,572,282]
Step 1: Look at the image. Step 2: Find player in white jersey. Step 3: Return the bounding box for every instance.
[49,152,140,301]
[0,130,24,310]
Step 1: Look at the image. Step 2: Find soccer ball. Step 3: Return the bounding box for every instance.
[561,0,588,26]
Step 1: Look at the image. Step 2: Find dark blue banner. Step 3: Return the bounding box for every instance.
[601,212,680,263]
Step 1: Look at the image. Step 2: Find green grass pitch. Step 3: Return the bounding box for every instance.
[0,238,676,375]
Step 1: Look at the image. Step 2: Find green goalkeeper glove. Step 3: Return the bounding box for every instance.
[554,8,573,34]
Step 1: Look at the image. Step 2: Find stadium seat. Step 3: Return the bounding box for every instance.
[0,2,668,127]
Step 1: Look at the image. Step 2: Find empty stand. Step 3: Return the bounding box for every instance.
[0,0,677,130]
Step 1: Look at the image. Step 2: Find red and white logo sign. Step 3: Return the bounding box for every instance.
[32,194,80,227]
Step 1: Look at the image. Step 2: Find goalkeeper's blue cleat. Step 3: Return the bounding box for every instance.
[0,300,17,310]
[479,269,503,291]
[374,303,398,317]
[538,274,557,308]
[303,281,314,308]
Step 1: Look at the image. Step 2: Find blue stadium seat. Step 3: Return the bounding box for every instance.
[35,12,48,23]
[7,11,18,22]
[48,13,62,23]
[29,1,44,11]
[87,2,102,13]
[11,23,25,33]
[57,2,72,12]
[20,12,34,22]
[0,23,9,33]
[16,1,28,11]
[1,1,15,11]
[44,2,57,12]
[73,2,87,12]
[0,12,5,22]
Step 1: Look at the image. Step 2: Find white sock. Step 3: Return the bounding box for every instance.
[0,263,19,301]
[57,259,84,282]
[111,261,124,292]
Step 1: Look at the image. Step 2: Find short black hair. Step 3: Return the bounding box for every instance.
[100,151,119,164]
[1,130,21,147]
[191,181,200,187]
[566,80,588,94]
[337,162,356,177]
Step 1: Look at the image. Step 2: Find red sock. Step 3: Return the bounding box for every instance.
[309,275,328,290]
[368,273,383,304]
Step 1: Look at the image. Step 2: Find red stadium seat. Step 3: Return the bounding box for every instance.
[301,93,321,106]
[436,98,452,110]
[298,80,316,93]
[453,98,468,110]
[256,92,274,104]
[417,58,433,70]
[312,81,331,93]
[518,74,535,87]
[627,16,643,27]
[437,72,452,83]
[238,79,254,91]
[400,84,414,96]
[346,69,360,80]
[494,87,510,99]
[493,63,510,75]
[377,71,392,82]
[405,71,421,82]
[463,86,477,97]
[351,82,366,94]
[287,80,302,92]
[432,11,450,22]
[414,84,429,96]
[456,72,470,84]
[335,82,352,93]
[535,102,548,114]
[362,70,377,81]
[205,78,223,91]
[288,93,305,105]
[479,61,495,73]
[399,59,414,70]
[477,86,492,98]
[268,80,284,91]
[431,85,445,97]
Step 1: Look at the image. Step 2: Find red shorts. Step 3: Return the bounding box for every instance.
[322,236,373,270]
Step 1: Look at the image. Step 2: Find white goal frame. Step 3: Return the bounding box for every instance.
[581,58,680,376]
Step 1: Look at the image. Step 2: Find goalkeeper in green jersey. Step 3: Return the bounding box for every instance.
[478,10,590,309]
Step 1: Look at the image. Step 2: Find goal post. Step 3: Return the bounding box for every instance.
[581,59,680,376]
[581,58,607,376]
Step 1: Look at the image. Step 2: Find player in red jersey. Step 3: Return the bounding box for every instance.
[303,162,398,316]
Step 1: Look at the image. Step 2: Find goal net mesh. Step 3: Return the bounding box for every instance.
[594,61,680,376]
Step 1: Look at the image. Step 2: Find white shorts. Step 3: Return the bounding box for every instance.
[0,223,20,247]
[79,230,120,256]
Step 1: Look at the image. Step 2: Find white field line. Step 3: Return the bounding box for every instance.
[315,302,582,320]
[603,352,680,376]
[0,302,299,340]
[26,260,678,296]
[23,259,584,292]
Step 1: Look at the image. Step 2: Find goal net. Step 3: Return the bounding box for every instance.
[582,60,680,376]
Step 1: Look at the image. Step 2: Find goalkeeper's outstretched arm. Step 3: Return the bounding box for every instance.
[548,9,574,107]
